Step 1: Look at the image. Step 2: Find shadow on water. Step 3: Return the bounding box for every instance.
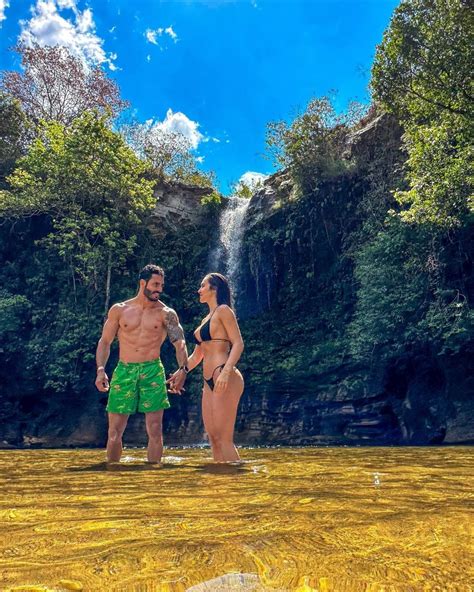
[66,462,248,473]
[195,463,249,475]
[67,462,195,472]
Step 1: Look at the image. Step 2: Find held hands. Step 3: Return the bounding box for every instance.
[95,369,110,392]
[166,368,186,395]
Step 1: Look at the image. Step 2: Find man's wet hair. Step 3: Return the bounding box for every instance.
[139,264,165,283]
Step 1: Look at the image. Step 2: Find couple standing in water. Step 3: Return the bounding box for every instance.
[95,264,244,464]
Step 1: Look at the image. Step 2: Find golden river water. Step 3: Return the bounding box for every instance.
[0,447,472,592]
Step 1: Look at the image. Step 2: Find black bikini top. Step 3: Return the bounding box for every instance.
[194,305,231,346]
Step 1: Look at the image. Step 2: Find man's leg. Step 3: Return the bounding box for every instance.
[145,410,164,463]
[107,412,129,462]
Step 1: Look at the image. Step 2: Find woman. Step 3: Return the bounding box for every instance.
[170,273,244,462]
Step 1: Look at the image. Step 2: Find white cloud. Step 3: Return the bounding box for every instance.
[145,28,158,45]
[146,54,151,62]
[56,0,76,9]
[238,171,268,191]
[165,26,178,42]
[0,0,10,25]
[202,135,221,144]
[196,156,205,163]
[145,25,179,47]
[76,7,92,34]
[108,51,118,70]
[19,0,117,70]
[140,109,203,150]
[157,109,203,149]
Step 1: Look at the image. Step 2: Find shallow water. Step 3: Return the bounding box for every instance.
[0,447,472,592]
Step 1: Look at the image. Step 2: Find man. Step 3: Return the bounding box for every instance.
[95,264,188,463]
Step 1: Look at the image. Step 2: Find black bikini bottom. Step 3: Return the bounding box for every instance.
[204,364,226,391]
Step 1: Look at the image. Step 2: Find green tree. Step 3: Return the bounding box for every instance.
[230,175,266,199]
[120,120,216,189]
[372,0,473,226]
[0,93,29,188]
[394,115,473,226]
[349,216,473,358]
[0,111,156,389]
[233,182,254,199]
[266,96,366,194]
[372,0,473,121]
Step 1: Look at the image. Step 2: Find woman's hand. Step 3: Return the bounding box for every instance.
[214,368,231,394]
[166,369,186,395]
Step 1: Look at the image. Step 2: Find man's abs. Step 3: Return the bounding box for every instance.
[116,303,167,363]
[117,329,166,363]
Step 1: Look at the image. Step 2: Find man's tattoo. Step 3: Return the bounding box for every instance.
[165,309,185,343]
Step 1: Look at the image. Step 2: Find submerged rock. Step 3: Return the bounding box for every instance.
[186,572,275,592]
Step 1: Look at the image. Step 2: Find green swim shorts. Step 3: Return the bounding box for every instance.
[106,359,170,415]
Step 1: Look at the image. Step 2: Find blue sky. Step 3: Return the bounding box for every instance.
[0,0,399,193]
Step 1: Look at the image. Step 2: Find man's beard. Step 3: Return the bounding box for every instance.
[144,287,160,301]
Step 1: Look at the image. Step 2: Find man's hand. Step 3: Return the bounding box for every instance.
[95,369,110,392]
[166,369,186,395]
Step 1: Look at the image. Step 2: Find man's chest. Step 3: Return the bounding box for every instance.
[119,308,165,334]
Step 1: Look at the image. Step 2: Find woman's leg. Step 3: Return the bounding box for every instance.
[202,384,224,461]
[211,370,244,462]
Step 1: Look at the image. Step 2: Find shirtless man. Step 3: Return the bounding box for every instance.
[95,264,188,463]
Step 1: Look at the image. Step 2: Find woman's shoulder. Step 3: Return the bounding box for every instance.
[216,304,236,318]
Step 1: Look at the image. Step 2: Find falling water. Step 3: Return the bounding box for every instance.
[210,196,250,296]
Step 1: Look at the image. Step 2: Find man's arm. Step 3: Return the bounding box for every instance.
[164,308,188,394]
[95,305,120,392]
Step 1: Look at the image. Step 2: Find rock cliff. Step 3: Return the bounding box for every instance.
[1,114,472,449]
[148,181,214,237]
[231,113,473,445]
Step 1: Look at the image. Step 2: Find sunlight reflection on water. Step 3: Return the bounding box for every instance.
[0,447,473,591]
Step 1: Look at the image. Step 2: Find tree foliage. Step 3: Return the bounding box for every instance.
[247,1,474,380]
[121,119,217,189]
[350,217,474,361]
[0,111,156,317]
[372,0,473,227]
[231,176,265,199]
[1,112,154,218]
[1,44,127,126]
[393,115,473,226]
[0,2,472,445]
[0,93,29,188]
[266,97,367,194]
[372,0,473,121]
[0,105,218,423]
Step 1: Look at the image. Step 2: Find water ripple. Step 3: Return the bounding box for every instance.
[0,447,473,591]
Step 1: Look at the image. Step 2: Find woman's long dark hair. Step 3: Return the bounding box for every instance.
[206,273,233,308]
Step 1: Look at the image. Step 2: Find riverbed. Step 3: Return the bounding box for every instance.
[0,447,472,591]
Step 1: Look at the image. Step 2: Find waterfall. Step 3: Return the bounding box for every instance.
[209,196,250,298]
